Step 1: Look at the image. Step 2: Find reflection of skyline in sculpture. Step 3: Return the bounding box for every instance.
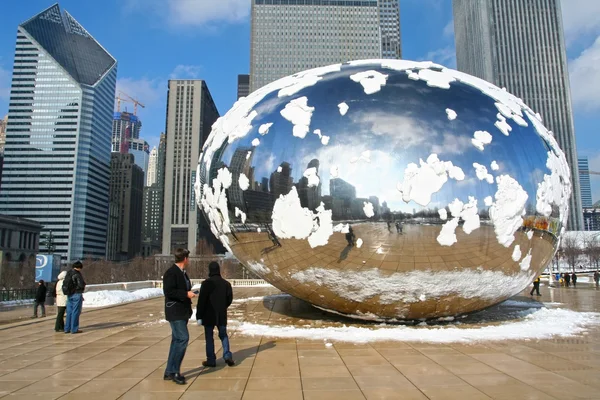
[297,159,321,211]
[229,147,255,211]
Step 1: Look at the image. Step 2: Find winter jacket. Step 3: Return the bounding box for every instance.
[35,283,47,303]
[572,274,578,282]
[64,269,86,294]
[163,264,193,322]
[55,271,68,307]
[196,263,233,327]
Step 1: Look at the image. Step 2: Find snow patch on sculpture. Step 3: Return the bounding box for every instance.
[472,130,492,151]
[351,150,371,164]
[356,238,363,248]
[527,231,534,240]
[363,202,375,218]
[235,207,247,224]
[333,223,350,234]
[491,161,500,171]
[437,197,480,246]
[338,102,349,116]
[473,163,494,184]
[313,129,330,146]
[446,108,457,120]
[330,165,339,178]
[239,173,250,191]
[520,249,533,271]
[484,196,493,207]
[490,175,528,247]
[350,70,388,94]
[258,123,273,135]
[495,114,512,136]
[438,209,448,221]
[397,154,465,207]
[251,138,260,147]
[536,150,572,228]
[512,245,522,262]
[280,96,315,139]
[303,167,320,187]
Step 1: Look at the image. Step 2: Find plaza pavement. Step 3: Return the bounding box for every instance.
[0,285,599,399]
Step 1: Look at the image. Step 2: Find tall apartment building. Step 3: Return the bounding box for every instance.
[237,74,250,99]
[0,4,117,261]
[250,0,401,91]
[142,133,166,255]
[0,115,7,153]
[578,157,593,208]
[107,153,144,261]
[147,146,158,186]
[162,81,219,254]
[453,0,583,230]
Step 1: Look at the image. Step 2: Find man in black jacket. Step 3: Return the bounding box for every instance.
[163,248,195,385]
[32,280,47,318]
[64,261,86,334]
[197,261,235,367]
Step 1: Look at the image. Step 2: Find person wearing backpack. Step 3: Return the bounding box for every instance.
[63,261,86,334]
[53,271,68,332]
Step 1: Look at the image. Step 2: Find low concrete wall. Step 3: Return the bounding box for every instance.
[86,279,271,292]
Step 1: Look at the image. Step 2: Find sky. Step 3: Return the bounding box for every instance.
[0,0,599,203]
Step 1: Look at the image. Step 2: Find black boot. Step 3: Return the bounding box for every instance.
[172,374,186,385]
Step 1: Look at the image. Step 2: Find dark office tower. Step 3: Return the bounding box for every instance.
[107,153,144,261]
[0,5,117,261]
[453,0,582,230]
[162,80,220,254]
[142,133,166,255]
[270,162,293,198]
[237,74,250,99]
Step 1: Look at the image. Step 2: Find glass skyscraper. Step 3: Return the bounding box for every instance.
[250,0,401,91]
[0,5,117,261]
[453,0,583,230]
[578,157,592,208]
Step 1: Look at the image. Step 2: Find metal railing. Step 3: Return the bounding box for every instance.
[0,288,36,302]
[154,279,270,289]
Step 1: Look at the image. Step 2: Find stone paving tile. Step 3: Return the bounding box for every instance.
[0,286,599,399]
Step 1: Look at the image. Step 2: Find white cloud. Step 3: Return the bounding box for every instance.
[169,65,202,80]
[431,133,472,155]
[125,0,250,28]
[351,112,437,150]
[443,20,454,38]
[561,0,600,44]
[424,46,456,69]
[115,77,163,109]
[569,36,600,113]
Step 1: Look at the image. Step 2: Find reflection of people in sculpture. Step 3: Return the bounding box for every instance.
[346,226,355,247]
[594,271,600,288]
[571,272,577,288]
[266,225,281,247]
[387,220,392,232]
[564,273,571,287]
[530,276,541,296]
[395,221,402,234]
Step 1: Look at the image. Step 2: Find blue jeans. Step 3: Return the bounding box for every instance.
[204,325,232,362]
[166,320,189,375]
[64,293,83,333]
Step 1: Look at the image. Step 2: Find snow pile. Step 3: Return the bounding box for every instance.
[0,299,34,306]
[83,288,163,308]
[234,308,600,344]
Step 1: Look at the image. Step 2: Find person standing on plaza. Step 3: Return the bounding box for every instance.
[53,271,68,331]
[594,271,600,288]
[530,276,541,296]
[163,248,195,385]
[564,273,571,287]
[571,272,578,288]
[32,280,47,318]
[197,261,235,368]
[63,261,86,334]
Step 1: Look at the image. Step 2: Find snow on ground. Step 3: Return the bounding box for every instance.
[83,288,163,308]
[234,307,600,344]
[0,299,34,306]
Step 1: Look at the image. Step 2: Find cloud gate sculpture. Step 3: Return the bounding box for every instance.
[196,60,571,320]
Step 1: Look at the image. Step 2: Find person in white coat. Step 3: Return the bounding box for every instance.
[54,271,68,332]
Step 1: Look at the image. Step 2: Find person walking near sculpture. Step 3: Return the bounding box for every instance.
[163,248,195,385]
[594,271,600,288]
[346,225,355,247]
[32,280,47,318]
[564,273,571,287]
[530,275,541,296]
[53,271,68,331]
[197,261,235,368]
[63,261,86,334]
[571,272,578,288]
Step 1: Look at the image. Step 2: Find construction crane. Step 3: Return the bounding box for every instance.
[580,170,600,176]
[115,91,145,115]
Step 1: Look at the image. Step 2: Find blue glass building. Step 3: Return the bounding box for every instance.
[0,4,117,261]
[578,157,593,208]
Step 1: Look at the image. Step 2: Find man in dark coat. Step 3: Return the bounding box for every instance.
[163,248,195,385]
[564,273,571,287]
[571,272,578,288]
[197,261,234,367]
[64,261,86,334]
[32,280,47,318]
